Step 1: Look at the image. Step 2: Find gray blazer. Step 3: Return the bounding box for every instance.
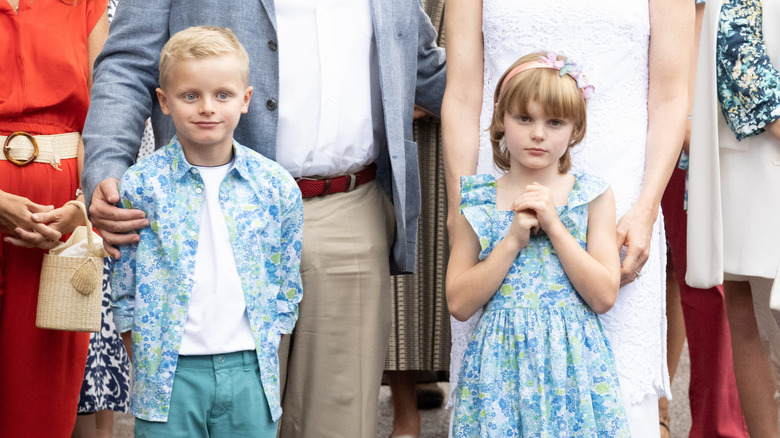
[82,0,446,274]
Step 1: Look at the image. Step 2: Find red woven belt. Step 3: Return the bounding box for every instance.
[296,163,377,198]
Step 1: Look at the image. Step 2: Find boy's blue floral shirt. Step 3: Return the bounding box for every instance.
[111,138,303,422]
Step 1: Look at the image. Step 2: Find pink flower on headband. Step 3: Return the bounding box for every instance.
[499,51,595,100]
[540,52,565,70]
[539,52,595,100]
[581,84,595,100]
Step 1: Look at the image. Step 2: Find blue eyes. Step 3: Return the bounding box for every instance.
[182,92,231,100]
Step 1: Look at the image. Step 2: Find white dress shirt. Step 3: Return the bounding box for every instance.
[275,0,383,178]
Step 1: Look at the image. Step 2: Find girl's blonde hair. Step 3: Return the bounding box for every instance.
[159,26,250,89]
[490,52,588,174]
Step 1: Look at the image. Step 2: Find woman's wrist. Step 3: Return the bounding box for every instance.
[66,199,87,227]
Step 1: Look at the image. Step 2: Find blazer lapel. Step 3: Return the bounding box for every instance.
[260,0,277,31]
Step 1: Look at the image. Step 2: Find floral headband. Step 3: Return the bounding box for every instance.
[500,52,595,100]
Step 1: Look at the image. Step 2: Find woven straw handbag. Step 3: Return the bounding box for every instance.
[36,200,108,332]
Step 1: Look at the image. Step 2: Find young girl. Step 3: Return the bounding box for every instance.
[447,52,630,436]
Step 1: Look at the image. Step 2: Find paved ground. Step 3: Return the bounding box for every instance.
[115,342,693,437]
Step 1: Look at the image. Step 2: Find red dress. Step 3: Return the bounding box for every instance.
[0,1,107,436]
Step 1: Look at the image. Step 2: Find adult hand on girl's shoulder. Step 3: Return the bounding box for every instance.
[615,204,655,286]
[512,183,561,234]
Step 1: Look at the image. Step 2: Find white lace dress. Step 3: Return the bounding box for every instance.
[449,0,670,424]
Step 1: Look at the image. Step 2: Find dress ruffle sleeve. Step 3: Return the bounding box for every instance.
[460,174,498,255]
[567,172,610,209]
[558,172,611,241]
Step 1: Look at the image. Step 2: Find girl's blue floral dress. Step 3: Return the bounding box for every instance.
[452,172,630,437]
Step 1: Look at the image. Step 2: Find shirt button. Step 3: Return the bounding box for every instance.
[266,99,277,111]
[195,187,203,194]
[773,154,780,166]
[268,40,277,51]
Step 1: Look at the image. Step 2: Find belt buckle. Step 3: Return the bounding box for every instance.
[3,132,39,167]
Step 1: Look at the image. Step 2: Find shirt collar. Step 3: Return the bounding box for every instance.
[167,136,254,182]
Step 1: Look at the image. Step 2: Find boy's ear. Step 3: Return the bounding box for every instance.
[241,85,254,114]
[241,86,253,114]
[156,88,171,115]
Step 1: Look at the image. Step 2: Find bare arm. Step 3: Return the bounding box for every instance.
[446,211,538,321]
[616,0,692,285]
[548,190,620,313]
[514,185,619,313]
[441,0,484,243]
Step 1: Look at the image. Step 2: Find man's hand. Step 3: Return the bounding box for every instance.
[90,178,148,258]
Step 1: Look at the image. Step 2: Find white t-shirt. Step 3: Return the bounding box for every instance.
[179,160,256,355]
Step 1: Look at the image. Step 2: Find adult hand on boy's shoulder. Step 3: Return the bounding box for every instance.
[90,177,149,259]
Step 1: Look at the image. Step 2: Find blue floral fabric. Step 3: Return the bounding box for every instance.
[717,0,780,140]
[111,137,303,422]
[452,172,629,437]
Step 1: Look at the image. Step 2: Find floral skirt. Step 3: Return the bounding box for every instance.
[452,305,630,437]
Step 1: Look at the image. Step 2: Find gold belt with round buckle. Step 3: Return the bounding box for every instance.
[3,131,39,166]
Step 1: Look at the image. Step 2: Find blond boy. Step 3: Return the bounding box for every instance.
[111,26,303,437]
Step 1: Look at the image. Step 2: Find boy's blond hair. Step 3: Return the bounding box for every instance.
[159,26,250,88]
[490,52,588,174]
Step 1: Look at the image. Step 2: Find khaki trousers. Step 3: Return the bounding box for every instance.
[279,180,395,438]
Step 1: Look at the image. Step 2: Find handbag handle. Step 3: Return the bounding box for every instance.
[64,200,97,257]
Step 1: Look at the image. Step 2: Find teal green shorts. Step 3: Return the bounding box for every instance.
[135,350,277,438]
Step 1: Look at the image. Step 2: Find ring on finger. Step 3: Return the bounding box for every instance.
[635,270,642,278]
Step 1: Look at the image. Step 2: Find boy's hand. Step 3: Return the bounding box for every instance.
[90,178,148,258]
[506,210,539,251]
[513,183,560,233]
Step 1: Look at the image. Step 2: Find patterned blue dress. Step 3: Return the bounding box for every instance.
[452,172,630,437]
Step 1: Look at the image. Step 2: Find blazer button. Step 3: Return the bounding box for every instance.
[268,40,277,51]
[266,99,277,111]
